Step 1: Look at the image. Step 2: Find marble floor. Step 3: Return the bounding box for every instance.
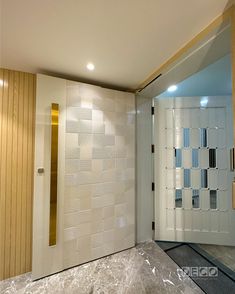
[0,241,202,294]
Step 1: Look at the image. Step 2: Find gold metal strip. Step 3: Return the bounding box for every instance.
[49,103,59,246]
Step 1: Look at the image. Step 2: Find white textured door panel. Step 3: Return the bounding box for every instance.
[155,96,235,246]
[32,75,135,280]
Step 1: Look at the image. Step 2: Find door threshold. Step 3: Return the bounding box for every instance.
[156,241,235,294]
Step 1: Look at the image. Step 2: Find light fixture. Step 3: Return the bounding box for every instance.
[200,97,208,107]
[86,63,95,71]
[167,85,178,92]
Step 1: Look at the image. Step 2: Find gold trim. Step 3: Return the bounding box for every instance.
[49,103,59,246]
[136,5,235,92]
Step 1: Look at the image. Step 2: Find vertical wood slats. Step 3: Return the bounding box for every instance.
[0,68,36,281]
[232,6,235,146]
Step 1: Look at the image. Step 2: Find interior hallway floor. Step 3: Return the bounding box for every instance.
[0,241,201,294]
[198,244,235,272]
[157,241,235,294]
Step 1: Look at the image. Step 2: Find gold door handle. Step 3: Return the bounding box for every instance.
[49,103,59,246]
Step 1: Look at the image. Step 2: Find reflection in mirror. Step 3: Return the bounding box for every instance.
[192,149,199,167]
[192,190,200,208]
[210,190,217,209]
[200,128,207,147]
[175,149,182,168]
[201,169,208,188]
[183,128,190,147]
[184,169,191,188]
[209,149,216,168]
[175,189,182,208]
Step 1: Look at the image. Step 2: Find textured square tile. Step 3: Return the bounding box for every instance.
[104,121,115,135]
[91,246,104,260]
[101,170,116,182]
[65,186,80,198]
[76,223,91,237]
[79,120,92,133]
[65,146,80,159]
[92,159,103,172]
[66,120,80,133]
[92,122,105,133]
[78,108,92,120]
[103,159,115,170]
[103,206,114,218]
[67,86,80,106]
[65,159,80,173]
[66,133,79,148]
[79,133,92,146]
[64,197,80,213]
[104,135,115,146]
[91,220,104,233]
[79,195,91,210]
[92,148,106,159]
[64,212,79,228]
[104,146,115,158]
[103,217,115,231]
[93,134,105,147]
[92,183,115,197]
[92,194,115,209]
[91,233,103,248]
[92,109,103,121]
[79,160,92,171]
[77,184,92,197]
[80,146,92,159]
[65,174,79,186]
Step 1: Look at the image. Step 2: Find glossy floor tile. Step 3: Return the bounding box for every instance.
[0,241,202,294]
[167,244,235,294]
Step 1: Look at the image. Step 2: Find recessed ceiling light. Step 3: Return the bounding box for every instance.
[167,85,178,92]
[87,63,95,71]
[200,97,208,107]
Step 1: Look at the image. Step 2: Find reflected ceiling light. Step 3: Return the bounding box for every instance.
[0,79,3,87]
[200,97,208,107]
[87,63,95,71]
[167,85,178,92]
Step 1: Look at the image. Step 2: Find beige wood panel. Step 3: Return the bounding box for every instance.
[0,68,36,281]
[232,6,235,146]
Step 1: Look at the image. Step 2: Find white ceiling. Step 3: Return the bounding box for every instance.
[0,0,234,90]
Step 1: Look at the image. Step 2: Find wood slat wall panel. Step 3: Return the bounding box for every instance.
[232,7,235,145]
[0,69,36,281]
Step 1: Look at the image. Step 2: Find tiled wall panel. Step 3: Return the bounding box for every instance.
[64,82,135,267]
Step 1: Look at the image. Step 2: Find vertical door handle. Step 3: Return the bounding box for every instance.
[230,148,235,171]
[49,103,59,246]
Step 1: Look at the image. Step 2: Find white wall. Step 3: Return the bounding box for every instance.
[136,94,154,243]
